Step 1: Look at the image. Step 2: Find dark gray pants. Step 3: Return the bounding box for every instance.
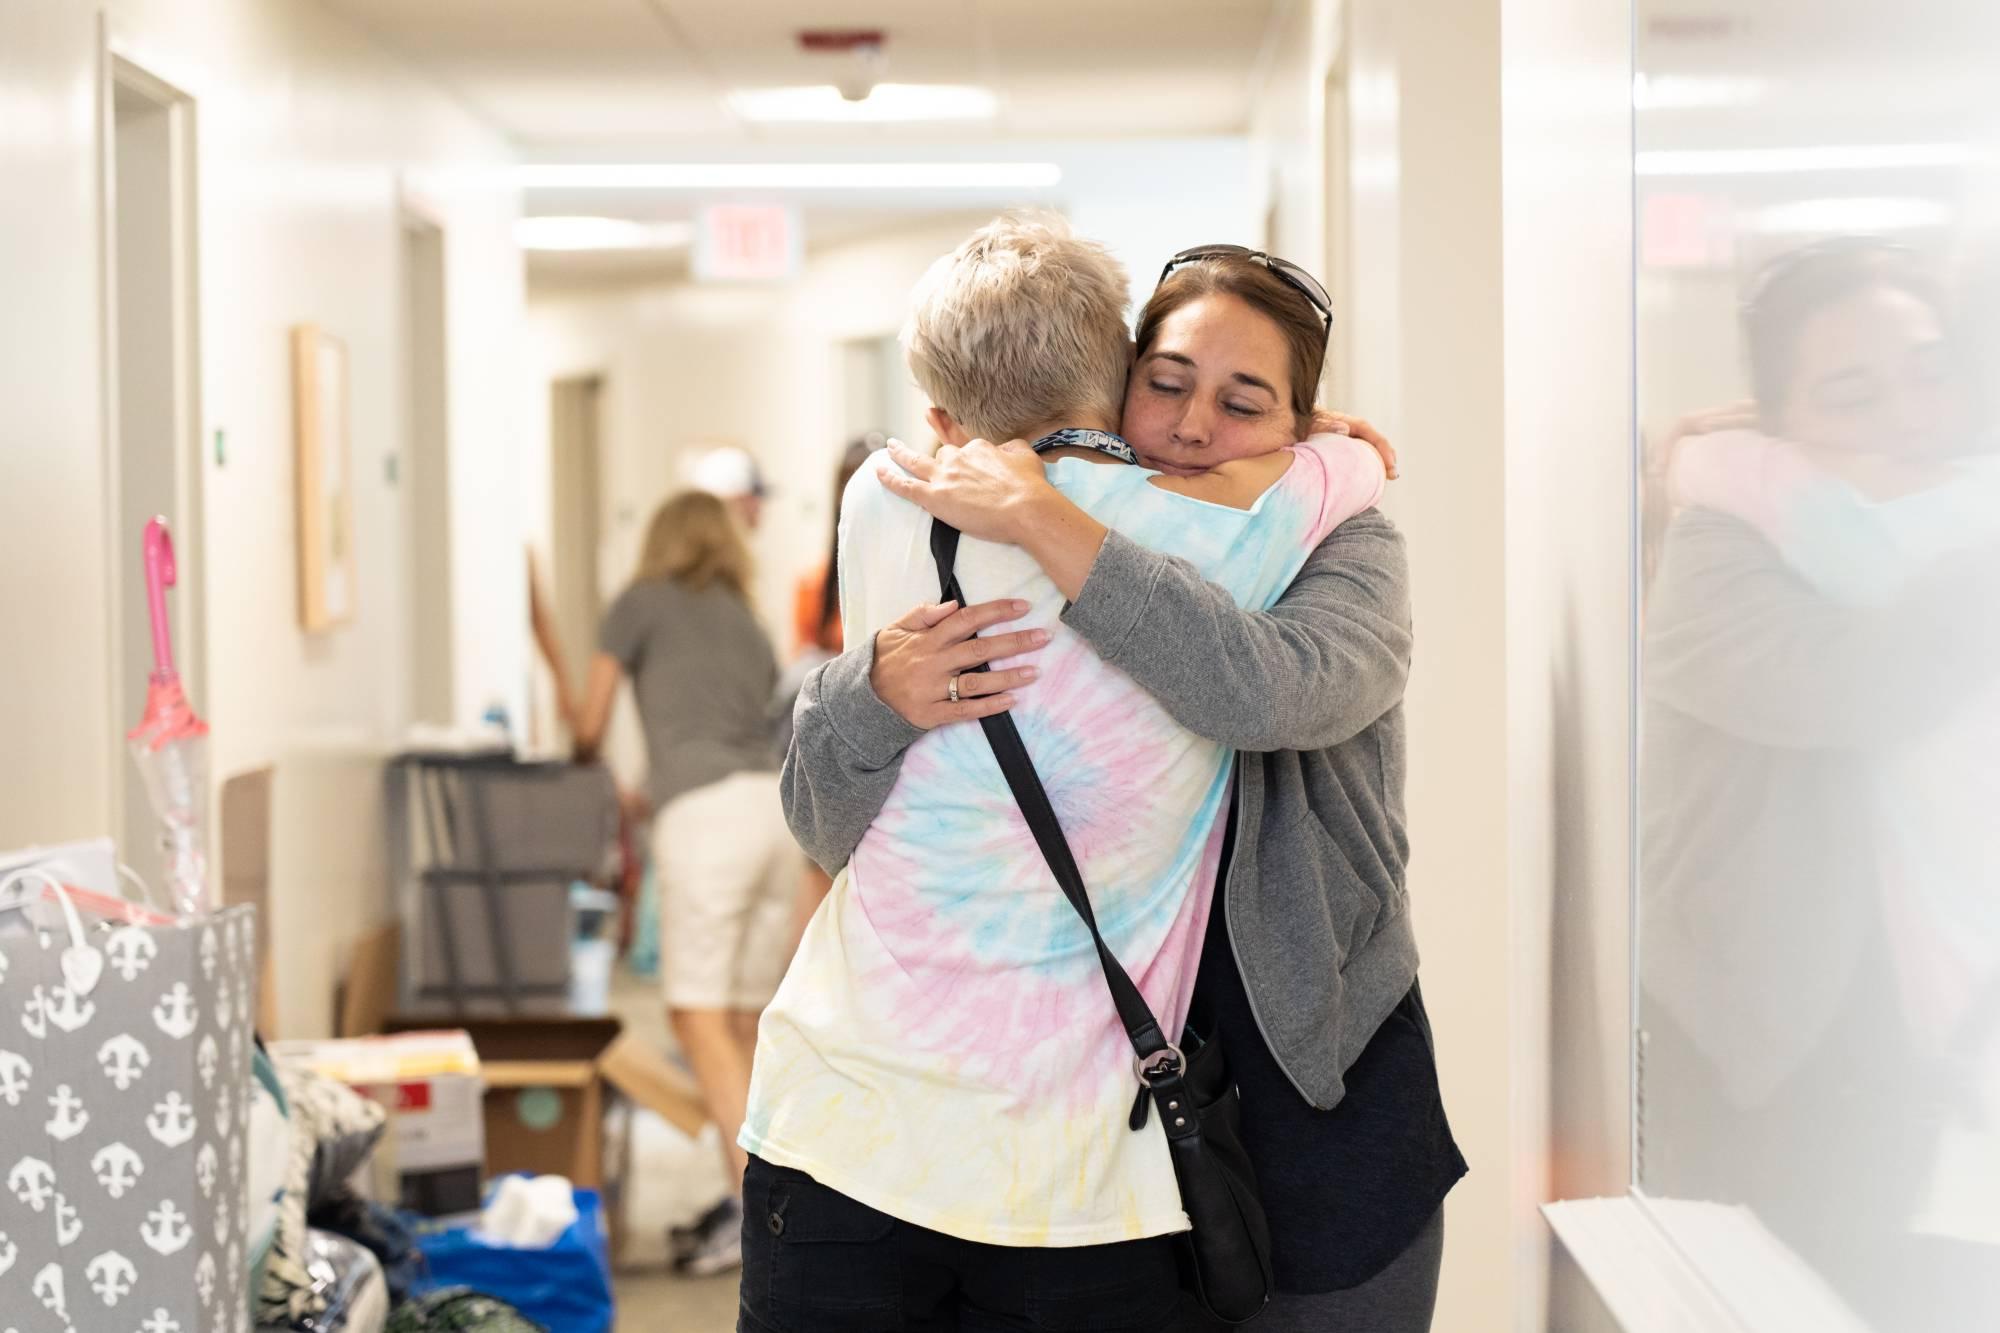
[1167,1206,1445,1333]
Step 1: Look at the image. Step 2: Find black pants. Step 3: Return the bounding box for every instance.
[737,1156,1183,1332]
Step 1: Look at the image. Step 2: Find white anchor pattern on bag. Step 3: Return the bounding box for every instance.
[53,1193,82,1248]
[0,1048,29,1105]
[194,1250,216,1306]
[45,1083,89,1142]
[21,985,48,1039]
[148,1092,198,1149]
[2,908,257,1331]
[91,1142,144,1199]
[153,983,198,1040]
[100,1032,152,1091]
[8,1156,55,1211]
[195,1143,217,1198]
[45,984,96,1033]
[143,1201,194,1256]
[106,926,158,982]
[32,1259,66,1319]
[87,1249,137,1306]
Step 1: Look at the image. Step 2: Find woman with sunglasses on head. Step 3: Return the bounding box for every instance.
[785,242,1465,1332]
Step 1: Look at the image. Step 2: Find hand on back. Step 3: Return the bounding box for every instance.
[871,598,1050,730]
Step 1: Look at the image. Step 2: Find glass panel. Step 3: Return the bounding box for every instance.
[1634,1,2000,1327]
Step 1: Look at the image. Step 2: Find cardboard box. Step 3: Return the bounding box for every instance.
[385,1015,707,1260]
[273,1030,487,1216]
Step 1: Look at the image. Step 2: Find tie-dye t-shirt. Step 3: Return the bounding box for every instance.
[742,434,1385,1246]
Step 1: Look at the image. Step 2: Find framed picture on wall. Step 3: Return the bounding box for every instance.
[292,323,355,632]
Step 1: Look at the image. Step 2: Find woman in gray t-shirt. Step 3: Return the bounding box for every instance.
[566,488,796,1273]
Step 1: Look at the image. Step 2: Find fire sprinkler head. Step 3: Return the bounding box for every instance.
[799,28,885,101]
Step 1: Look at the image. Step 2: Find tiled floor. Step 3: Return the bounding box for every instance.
[608,970,740,1332]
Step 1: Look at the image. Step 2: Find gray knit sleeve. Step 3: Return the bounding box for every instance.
[778,637,924,873]
[1061,511,1413,752]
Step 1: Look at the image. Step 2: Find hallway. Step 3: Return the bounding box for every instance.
[2,1,1996,1330]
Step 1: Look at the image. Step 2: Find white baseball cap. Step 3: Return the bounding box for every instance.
[688,446,768,500]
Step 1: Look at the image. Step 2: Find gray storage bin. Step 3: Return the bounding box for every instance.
[394,755,617,1014]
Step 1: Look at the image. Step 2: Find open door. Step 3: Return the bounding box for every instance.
[104,55,203,884]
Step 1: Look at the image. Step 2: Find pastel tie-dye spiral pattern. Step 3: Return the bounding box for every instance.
[743,436,1383,1247]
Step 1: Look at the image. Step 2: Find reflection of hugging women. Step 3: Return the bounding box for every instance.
[750,214,1465,1332]
[1642,238,2000,1328]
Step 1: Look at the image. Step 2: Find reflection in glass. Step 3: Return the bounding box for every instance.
[1634,1,2000,1327]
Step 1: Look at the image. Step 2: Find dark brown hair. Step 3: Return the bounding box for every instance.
[1134,255,1329,434]
[817,433,884,644]
[1742,238,1945,428]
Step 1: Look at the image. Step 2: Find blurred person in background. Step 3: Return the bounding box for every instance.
[561,488,794,1277]
[779,221,1460,1333]
[793,434,885,658]
[691,444,769,531]
[1642,236,2000,1328]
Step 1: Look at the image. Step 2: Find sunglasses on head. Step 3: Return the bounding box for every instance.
[1159,245,1334,334]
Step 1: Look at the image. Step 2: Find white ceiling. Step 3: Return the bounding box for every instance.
[317,0,1286,149]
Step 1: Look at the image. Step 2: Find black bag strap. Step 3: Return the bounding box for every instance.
[929,519,1180,1081]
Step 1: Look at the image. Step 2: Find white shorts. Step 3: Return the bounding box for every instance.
[651,770,799,1011]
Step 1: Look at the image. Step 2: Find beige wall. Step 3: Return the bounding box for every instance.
[1,0,528,1036]
[0,0,117,850]
[1497,0,1635,1324]
[0,0,526,852]
[1256,1,1634,1327]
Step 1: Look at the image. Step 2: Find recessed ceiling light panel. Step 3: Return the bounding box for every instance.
[727,83,998,124]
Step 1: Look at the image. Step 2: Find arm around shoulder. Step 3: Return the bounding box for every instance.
[1062,509,1412,752]
[780,639,925,873]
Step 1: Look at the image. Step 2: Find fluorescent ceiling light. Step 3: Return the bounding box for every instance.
[1632,73,1765,110]
[728,83,998,124]
[516,216,695,251]
[1753,196,1954,235]
[1637,143,1974,176]
[516,162,1062,191]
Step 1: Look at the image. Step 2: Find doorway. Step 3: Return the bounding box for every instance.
[402,211,455,728]
[104,56,202,885]
[547,375,605,721]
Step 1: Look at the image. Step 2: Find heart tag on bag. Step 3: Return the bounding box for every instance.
[62,942,104,996]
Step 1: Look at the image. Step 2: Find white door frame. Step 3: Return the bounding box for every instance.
[98,30,205,854]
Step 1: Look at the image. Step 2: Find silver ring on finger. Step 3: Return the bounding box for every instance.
[948,675,961,704]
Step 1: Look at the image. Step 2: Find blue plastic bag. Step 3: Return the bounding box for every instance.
[412,1183,614,1333]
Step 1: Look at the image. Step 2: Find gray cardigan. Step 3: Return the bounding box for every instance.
[780,510,1418,1110]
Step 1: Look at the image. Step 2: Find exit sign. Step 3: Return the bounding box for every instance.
[694,204,803,282]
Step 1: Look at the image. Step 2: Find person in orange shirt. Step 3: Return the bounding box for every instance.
[792,433,885,657]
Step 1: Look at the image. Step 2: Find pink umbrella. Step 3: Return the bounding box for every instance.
[126,518,212,915]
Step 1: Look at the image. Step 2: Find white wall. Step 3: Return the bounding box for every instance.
[0,0,117,851]
[102,0,530,774]
[1257,1,1635,1328]
[1,0,529,1032]
[1343,5,1518,1325]
[0,0,526,829]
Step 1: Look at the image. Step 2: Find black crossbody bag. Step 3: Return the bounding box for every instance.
[930,518,1273,1324]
